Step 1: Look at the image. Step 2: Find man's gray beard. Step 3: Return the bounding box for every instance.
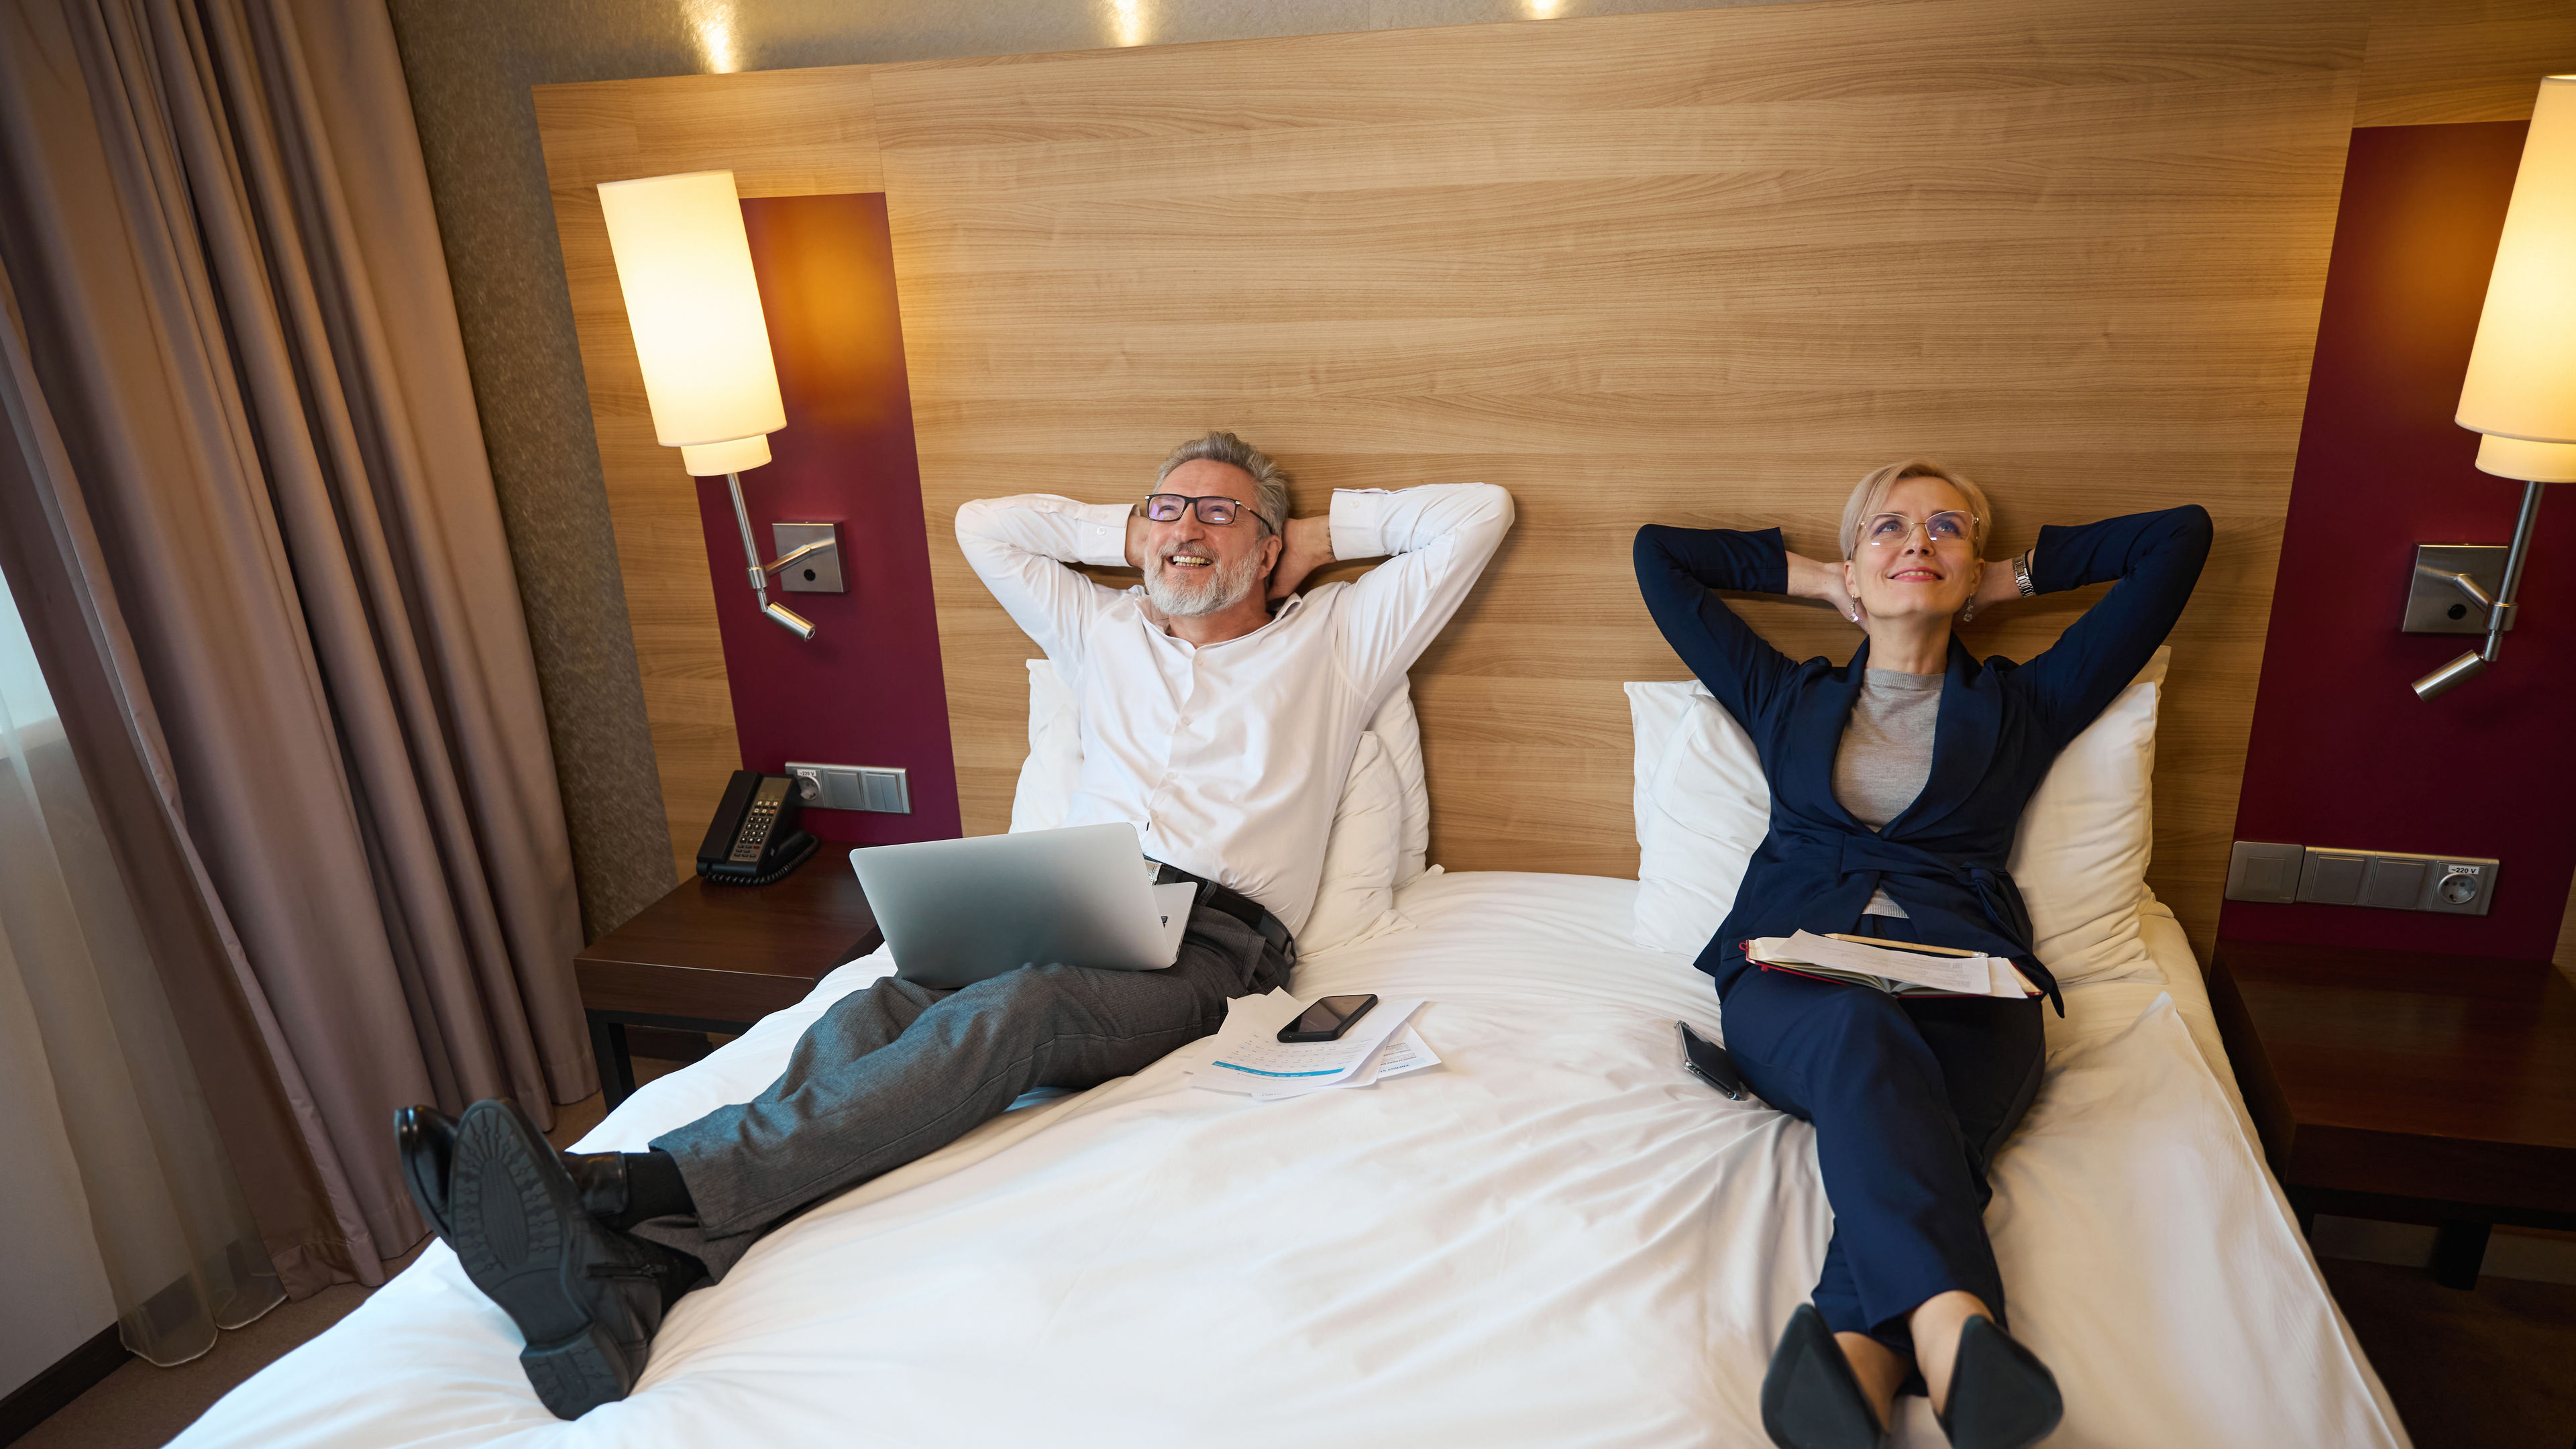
[1144,550,1263,618]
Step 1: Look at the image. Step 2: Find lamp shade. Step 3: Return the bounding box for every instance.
[598,171,786,474]
[2477,433,2576,482]
[2457,76,2576,443]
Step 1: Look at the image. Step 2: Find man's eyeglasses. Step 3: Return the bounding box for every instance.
[1860,511,1976,550]
[1144,493,1275,533]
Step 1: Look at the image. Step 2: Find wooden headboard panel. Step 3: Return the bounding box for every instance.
[539,0,2382,960]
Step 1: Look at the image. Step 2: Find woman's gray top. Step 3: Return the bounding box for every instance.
[1831,667,1944,918]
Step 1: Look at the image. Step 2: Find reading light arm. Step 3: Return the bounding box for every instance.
[758,537,837,580]
[726,471,818,641]
[2416,564,2502,618]
[2414,478,2546,700]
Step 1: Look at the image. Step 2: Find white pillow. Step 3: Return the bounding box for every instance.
[1629,681,1772,957]
[2006,649,2168,987]
[1629,647,2171,990]
[1297,731,1413,953]
[1009,657,1084,834]
[1626,678,1703,851]
[1009,659,1425,951]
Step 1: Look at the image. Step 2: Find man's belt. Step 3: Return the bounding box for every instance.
[1150,861,1297,965]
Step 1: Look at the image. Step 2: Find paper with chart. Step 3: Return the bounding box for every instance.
[1181,991,1432,1098]
[1340,1024,1439,1089]
[1202,997,1422,1089]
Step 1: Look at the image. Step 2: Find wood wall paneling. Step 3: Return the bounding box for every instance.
[541,0,2414,958]
[2357,0,2576,126]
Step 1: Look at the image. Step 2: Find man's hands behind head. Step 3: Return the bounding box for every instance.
[1267,515,1335,604]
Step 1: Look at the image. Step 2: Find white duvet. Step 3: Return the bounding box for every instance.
[171,871,2408,1448]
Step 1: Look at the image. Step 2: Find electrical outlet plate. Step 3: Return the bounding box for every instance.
[2402,544,2509,635]
[786,761,910,814]
[2296,845,2497,916]
[2227,841,2499,916]
[772,521,845,594]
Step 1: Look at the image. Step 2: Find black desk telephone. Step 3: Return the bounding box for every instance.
[697,771,820,885]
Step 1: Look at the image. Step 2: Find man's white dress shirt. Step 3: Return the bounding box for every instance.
[956,484,1512,936]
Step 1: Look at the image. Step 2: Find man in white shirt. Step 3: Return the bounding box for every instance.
[398,431,1510,1419]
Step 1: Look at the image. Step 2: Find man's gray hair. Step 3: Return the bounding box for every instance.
[1155,431,1290,535]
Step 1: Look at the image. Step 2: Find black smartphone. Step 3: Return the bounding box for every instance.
[1278,994,1379,1043]
[1677,1021,1748,1100]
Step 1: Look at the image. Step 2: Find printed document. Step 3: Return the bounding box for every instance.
[1746,930,2035,999]
[1180,991,1435,1099]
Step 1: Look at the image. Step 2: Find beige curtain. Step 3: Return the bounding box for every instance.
[0,0,592,1298]
[0,586,283,1365]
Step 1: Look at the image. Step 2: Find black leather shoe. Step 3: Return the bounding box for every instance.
[446,1099,680,1419]
[1937,1316,2063,1449]
[395,1106,458,1242]
[1760,1304,1890,1449]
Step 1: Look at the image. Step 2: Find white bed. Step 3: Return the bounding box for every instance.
[171,865,2408,1448]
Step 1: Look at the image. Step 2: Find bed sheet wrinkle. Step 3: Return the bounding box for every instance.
[167,870,2405,1449]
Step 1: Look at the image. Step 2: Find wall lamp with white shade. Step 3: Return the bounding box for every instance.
[2414,75,2576,700]
[598,170,837,640]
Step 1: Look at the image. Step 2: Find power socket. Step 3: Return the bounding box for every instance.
[786,763,911,814]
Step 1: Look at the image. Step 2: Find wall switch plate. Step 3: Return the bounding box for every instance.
[2403,544,2510,635]
[772,521,846,594]
[2224,841,2304,903]
[2296,847,2371,905]
[859,767,910,814]
[786,762,912,814]
[2358,855,2426,910]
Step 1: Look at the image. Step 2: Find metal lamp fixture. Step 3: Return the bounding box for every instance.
[2414,74,2576,700]
[598,170,838,640]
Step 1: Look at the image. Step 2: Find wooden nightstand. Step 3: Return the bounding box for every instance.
[576,860,882,1108]
[2208,940,2576,1289]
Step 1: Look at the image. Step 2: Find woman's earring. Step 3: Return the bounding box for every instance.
[1959,601,1978,624]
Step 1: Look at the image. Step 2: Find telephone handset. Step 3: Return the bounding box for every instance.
[696,771,820,885]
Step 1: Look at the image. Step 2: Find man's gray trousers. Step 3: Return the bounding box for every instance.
[637,902,1291,1279]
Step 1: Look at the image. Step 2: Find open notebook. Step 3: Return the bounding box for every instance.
[1747,930,2038,1000]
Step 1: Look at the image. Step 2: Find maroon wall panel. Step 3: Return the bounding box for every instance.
[2222,121,2575,958]
[692,193,962,847]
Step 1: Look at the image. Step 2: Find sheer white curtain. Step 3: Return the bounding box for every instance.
[0,584,280,1365]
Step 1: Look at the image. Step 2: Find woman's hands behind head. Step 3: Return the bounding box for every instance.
[1786,551,1864,624]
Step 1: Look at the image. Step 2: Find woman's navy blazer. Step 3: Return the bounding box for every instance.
[1632,506,2212,1014]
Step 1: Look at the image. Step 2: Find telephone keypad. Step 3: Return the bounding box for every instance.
[729,780,792,863]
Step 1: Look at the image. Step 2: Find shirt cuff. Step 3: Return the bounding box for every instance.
[1327,488,1395,561]
[1073,502,1132,568]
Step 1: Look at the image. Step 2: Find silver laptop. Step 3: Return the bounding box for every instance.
[849,822,1198,989]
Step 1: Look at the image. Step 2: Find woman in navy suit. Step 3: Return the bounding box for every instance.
[1633,460,2210,1449]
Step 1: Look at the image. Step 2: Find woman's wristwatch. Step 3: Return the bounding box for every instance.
[2012,548,2037,598]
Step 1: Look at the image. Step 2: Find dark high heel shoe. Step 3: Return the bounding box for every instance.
[395,1106,458,1241]
[1760,1304,1891,1449]
[1937,1316,2063,1449]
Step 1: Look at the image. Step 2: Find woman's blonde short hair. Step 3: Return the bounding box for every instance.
[1838,459,1992,559]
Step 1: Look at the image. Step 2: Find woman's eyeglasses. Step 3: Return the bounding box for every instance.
[1144,493,1275,533]
[1861,511,1976,549]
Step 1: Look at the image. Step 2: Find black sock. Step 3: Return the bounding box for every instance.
[619,1149,696,1226]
